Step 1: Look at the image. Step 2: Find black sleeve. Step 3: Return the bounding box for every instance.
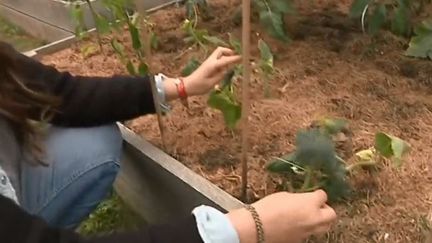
[5,42,156,127]
[0,194,204,243]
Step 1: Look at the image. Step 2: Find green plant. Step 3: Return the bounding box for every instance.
[257,39,274,97]
[182,19,227,52]
[72,0,168,150]
[252,0,295,42]
[405,19,432,59]
[185,0,210,24]
[207,70,242,129]
[267,118,410,202]
[350,0,431,37]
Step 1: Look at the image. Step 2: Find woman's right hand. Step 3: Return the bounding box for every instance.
[227,190,337,243]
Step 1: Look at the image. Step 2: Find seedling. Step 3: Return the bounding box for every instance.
[267,118,410,202]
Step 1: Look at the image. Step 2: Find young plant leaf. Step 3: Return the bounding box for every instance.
[391,2,410,36]
[318,118,348,135]
[126,61,137,76]
[95,14,111,34]
[258,39,274,75]
[228,34,242,54]
[207,89,242,129]
[203,35,228,46]
[182,58,201,76]
[374,132,410,166]
[111,39,126,58]
[368,4,387,35]
[405,19,432,59]
[150,32,159,50]
[267,153,300,173]
[80,44,99,58]
[350,0,371,18]
[259,11,290,42]
[355,148,375,162]
[269,0,296,15]
[71,4,87,38]
[294,129,339,174]
[128,24,142,51]
[138,62,149,76]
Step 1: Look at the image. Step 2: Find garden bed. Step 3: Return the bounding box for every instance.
[39,0,432,242]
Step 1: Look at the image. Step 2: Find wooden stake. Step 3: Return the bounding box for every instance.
[241,0,252,202]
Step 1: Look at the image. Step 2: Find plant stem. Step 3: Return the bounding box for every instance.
[346,160,377,172]
[240,0,251,202]
[300,167,312,192]
[85,0,104,53]
[133,0,168,151]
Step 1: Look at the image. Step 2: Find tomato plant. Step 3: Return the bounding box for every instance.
[267,118,410,202]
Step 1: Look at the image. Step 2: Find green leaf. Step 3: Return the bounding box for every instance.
[71,4,87,38]
[111,39,126,58]
[138,62,149,76]
[355,148,375,162]
[405,19,432,59]
[207,88,241,129]
[374,132,410,166]
[258,39,274,75]
[203,35,228,46]
[150,32,159,50]
[374,132,393,157]
[128,24,142,50]
[319,118,348,135]
[182,58,201,76]
[350,0,371,18]
[266,153,301,173]
[368,4,387,35]
[95,14,111,34]
[269,0,296,14]
[259,11,290,42]
[228,34,242,54]
[391,4,410,36]
[322,174,351,202]
[126,61,136,75]
[294,129,339,174]
[80,44,98,58]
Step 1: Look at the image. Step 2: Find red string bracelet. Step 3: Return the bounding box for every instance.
[174,78,189,108]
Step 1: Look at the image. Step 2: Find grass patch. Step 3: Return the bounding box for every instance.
[78,192,145,236]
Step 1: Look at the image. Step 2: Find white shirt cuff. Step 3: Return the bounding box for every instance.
[192,205,240,243]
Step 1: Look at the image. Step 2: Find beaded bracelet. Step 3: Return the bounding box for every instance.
[245,204,265,243]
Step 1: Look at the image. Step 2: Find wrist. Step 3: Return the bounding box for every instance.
[226,208,257,243]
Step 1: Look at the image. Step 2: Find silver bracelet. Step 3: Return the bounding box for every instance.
[154,73,171,113]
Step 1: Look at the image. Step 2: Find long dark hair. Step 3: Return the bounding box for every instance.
[0,41,60,165]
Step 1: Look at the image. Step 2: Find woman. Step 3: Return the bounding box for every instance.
[0,41,337,242]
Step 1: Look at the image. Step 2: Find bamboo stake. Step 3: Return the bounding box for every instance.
[134,0,168,151]
[241,0,252,202]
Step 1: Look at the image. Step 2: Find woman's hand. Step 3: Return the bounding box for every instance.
[164,47,241,100]
[183,47,241,96]
[227,190,337,243]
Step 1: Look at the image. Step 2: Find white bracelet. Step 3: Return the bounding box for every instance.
[154,73,171,113]
[192,205,240,243]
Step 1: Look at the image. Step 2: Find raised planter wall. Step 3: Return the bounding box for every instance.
[0,0,176,42]
[26,38,244,223]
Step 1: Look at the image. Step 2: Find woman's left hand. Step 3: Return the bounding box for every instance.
[183,47,241,96]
